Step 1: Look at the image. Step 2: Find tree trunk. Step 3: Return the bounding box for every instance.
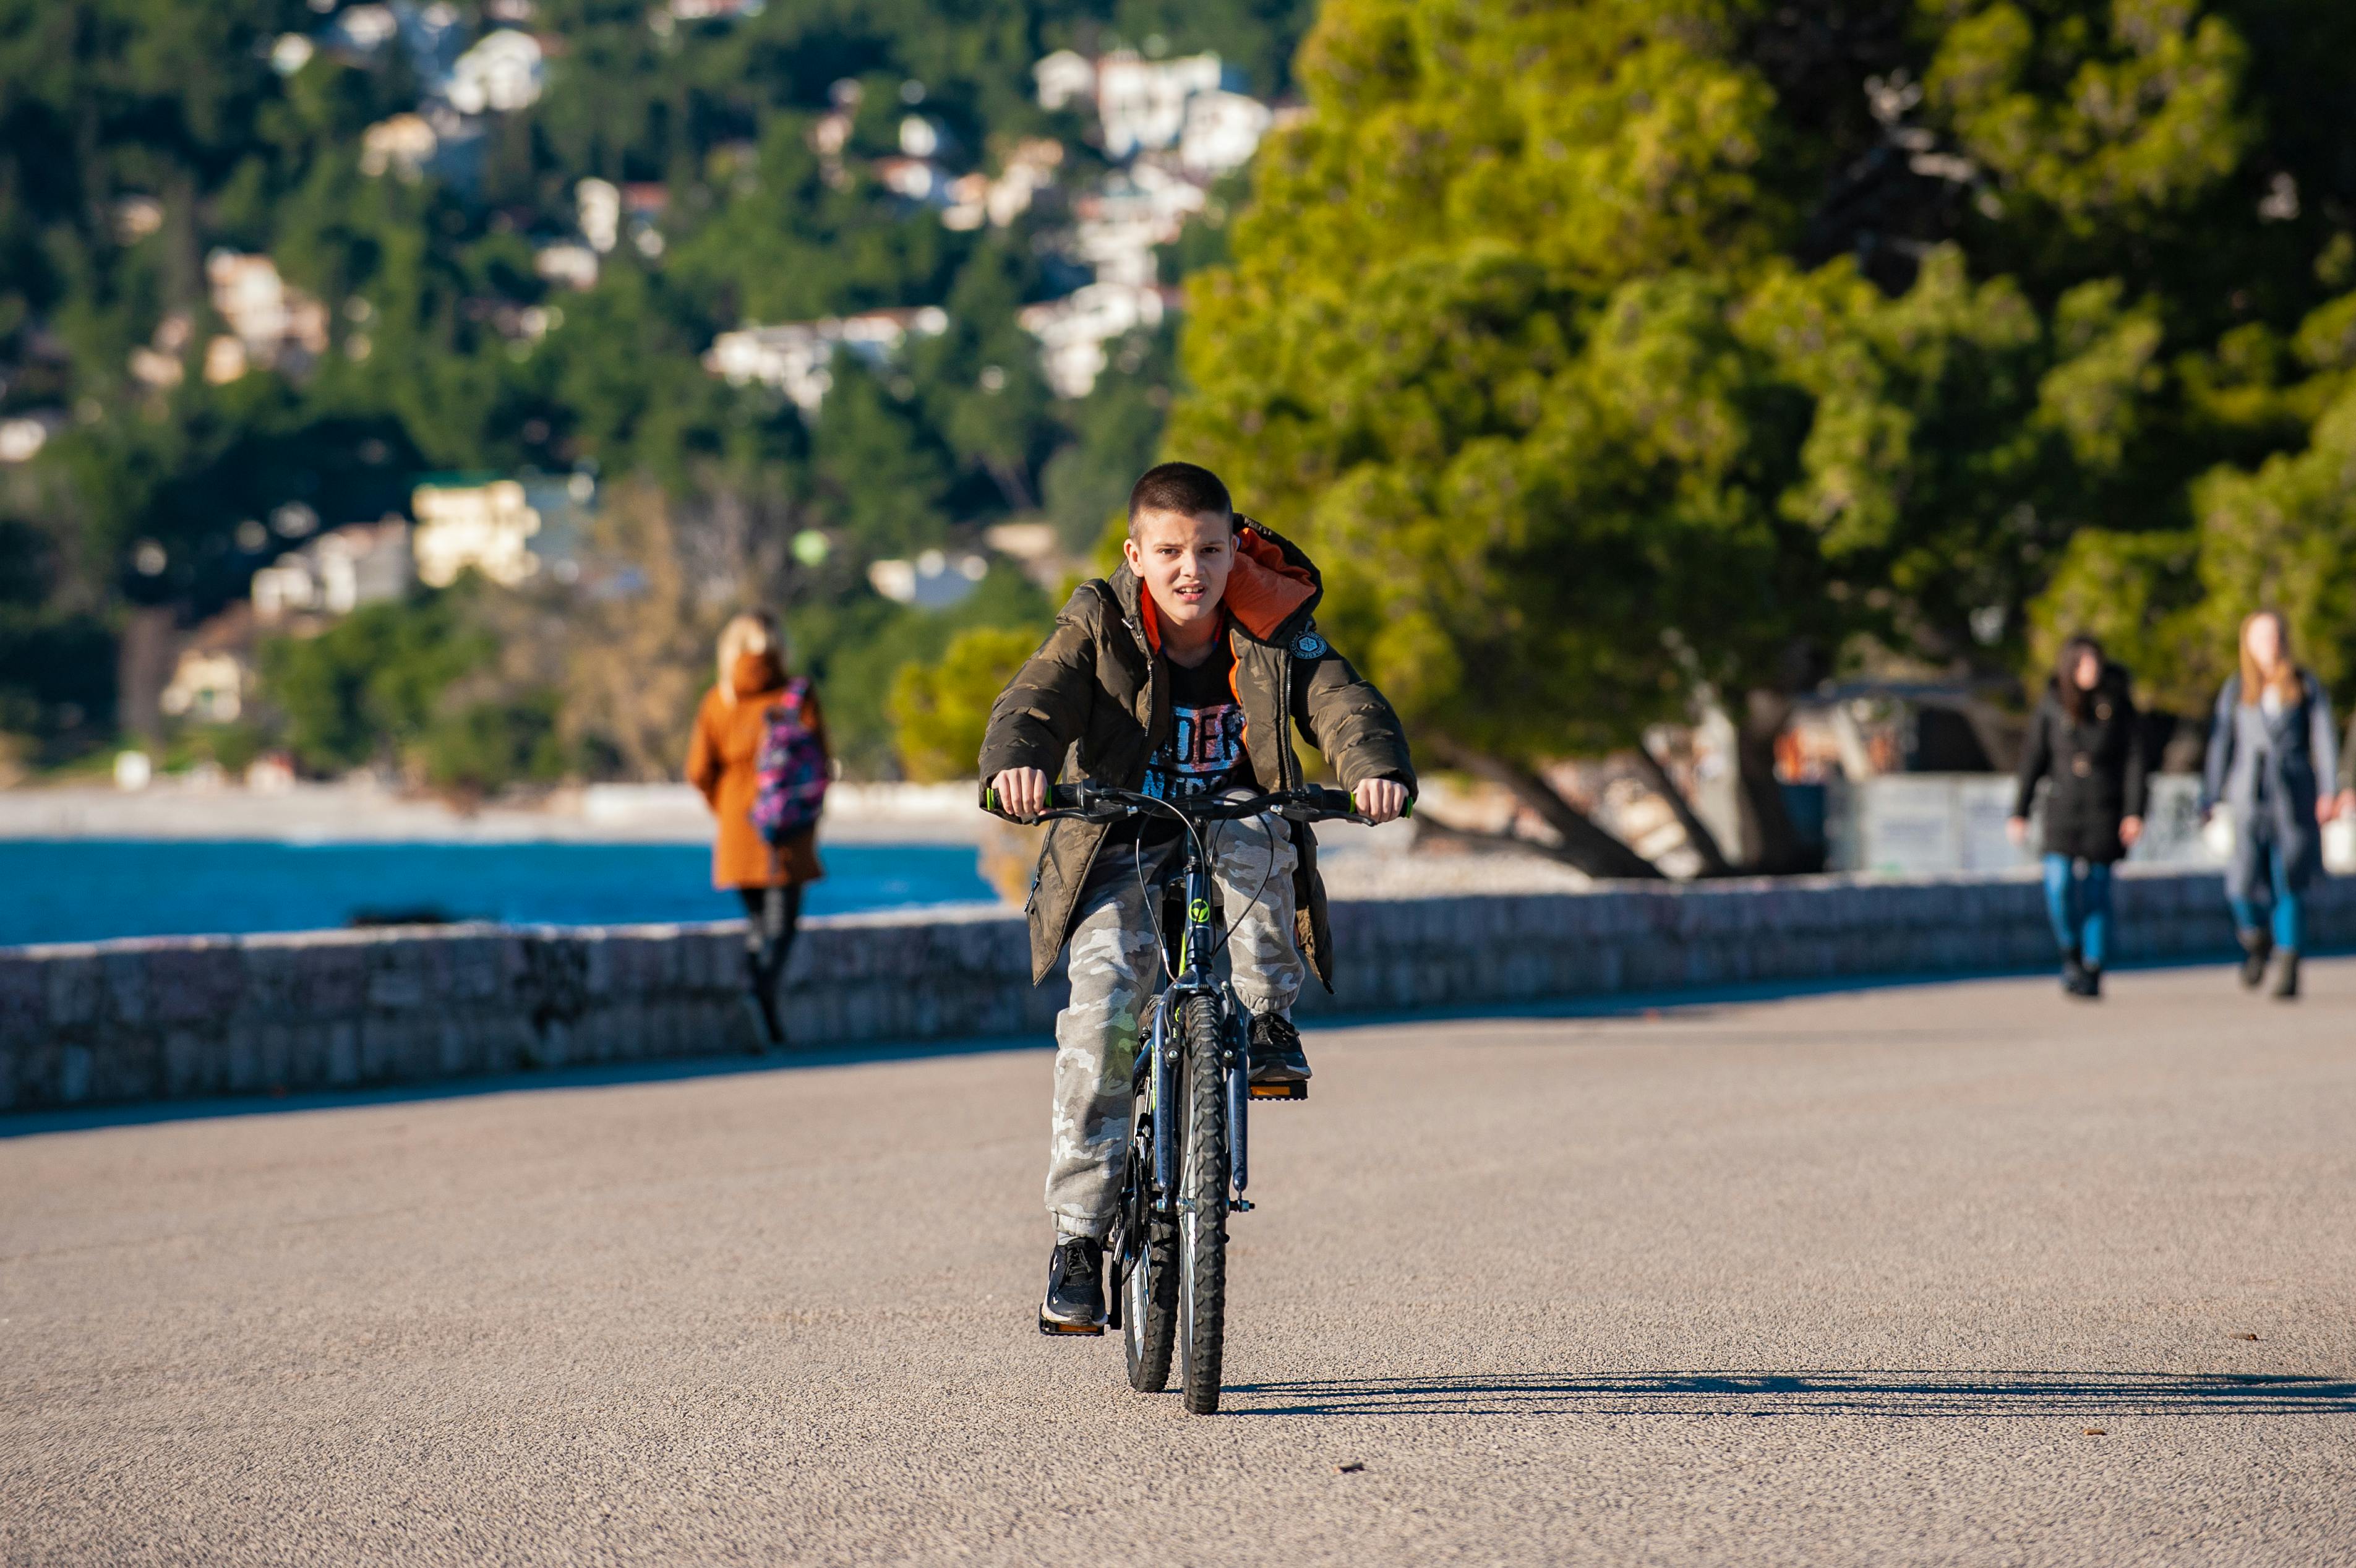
[1423,734,1665,880]
[1734,688,1822,873]
[1628,740,1736,876]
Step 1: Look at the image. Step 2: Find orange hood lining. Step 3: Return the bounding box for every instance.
[1137,528,1317,651]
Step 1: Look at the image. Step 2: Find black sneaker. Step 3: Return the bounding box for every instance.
[1039,1236,1105,1334]
[1249,1013,1311,1084]
[2061,952,2087,996]
[2272,951,2300,1000]
[2079,966,2102,1000]
[2238,928,2273,989]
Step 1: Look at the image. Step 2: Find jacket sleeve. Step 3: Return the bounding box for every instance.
[2120,683,2148,820]
[1291,633,1415,795]
[977,589,1102,787]
[685,691,723,807]
[2200,680,2237,814]
[2309,678,2339,802]
[2011,698,2050,820]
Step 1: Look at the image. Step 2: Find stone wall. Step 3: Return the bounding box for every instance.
[3,870,2345,1112]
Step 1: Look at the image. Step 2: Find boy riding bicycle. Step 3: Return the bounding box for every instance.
[980,462,1415,1331]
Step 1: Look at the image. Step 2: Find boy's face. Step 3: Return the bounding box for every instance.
[1123,507,1232,635]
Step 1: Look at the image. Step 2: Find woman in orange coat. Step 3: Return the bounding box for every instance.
[687,610,828,1047]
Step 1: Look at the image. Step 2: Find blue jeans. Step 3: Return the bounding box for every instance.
[2228,842,2304,951]
[2042,854,2112,967]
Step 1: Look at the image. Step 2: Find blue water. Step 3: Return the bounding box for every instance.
[0,840,1000,948]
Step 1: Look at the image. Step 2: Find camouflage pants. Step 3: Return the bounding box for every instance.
[1046,813,1302,1239]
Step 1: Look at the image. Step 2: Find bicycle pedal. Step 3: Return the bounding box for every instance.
[1039,1315,1107,1337]
[1231,1197,1254,1212]
[1248,1081,1308,1100]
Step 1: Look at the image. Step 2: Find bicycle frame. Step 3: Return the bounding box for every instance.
[983,780,1395,1222]
[1145,841,1252,1214]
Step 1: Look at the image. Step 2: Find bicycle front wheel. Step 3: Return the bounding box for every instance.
[1175,992,1230,1415]
[1121,1099,1176,1392]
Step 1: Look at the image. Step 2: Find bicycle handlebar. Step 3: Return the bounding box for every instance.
[982,781,1409,827]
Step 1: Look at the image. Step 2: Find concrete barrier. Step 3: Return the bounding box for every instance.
[2,870,2344,1113]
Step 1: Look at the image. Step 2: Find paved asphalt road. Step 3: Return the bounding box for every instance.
[5,961,2354,1566]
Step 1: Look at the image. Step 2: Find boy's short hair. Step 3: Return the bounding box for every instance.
[1126,462,1232,534]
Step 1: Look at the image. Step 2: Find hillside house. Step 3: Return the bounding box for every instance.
[1019,283,1166,398]
[205,251,329,376]
[1094,53,1224,159]
[704,308,949,413]
[411,478,546,588]
[160,606,256,725]
[251,520,414,623]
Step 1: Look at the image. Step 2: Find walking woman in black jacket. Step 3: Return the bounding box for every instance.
[2008,635,2147,997]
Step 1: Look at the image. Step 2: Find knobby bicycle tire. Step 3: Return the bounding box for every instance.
[1176,992,1230,1415]
[1123,1080,1178,1392]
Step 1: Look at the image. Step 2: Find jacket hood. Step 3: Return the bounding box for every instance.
[1112,513,1322,649]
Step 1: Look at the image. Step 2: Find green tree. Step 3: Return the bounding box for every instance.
[2032,286,2356,714]
[888,623,1040,781]
[257,587,493,774]
[1172,0,2344,875]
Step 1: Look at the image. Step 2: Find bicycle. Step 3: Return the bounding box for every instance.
[985,781,1392,1414]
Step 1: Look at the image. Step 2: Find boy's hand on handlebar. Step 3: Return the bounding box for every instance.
[992,767,1050,820]
[1355,778,1408,825]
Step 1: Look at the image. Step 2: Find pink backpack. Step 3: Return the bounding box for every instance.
[750,679,828,844]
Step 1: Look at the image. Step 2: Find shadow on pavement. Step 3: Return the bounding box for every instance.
[1222,1369,2356,1419]
[0,1034,1047,1140]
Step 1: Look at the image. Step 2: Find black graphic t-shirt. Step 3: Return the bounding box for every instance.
[1115,636,1259,852]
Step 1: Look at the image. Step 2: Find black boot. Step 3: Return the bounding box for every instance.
[1248,1012,1312,1084]
[2272,951,2300,1000]
[2080,965,2102,999]
[1039,1235,1106,1334]
[2061,950,2087,996]
[2238,928,2273,990]
[742,952,785,1050]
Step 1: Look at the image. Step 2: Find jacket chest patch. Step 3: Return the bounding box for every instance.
[1293,632,1326,659]
[2094,700,2112,722]
[2071,755,2092,777]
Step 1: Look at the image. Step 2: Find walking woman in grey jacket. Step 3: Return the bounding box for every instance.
[2199,611,2339,998]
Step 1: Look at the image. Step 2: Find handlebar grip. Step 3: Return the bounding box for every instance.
[983,781,1088,818]
[1308,786,1413,819]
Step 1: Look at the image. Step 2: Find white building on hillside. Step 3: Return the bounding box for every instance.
[1179,90,1274,174]
[160,606,256,724]
[875,156,949,205]
[1095,53,1223,159]
[205,251,329,377]
[1034,49,1095,112]
[360,113,440,179]
[1019,282,1165,398]
[322,3,398,59]
[1069,161,1207,287]
[944,137,1064,230]
[0,409,64,464]
[411,478,547,588]
[576,178,621,252]
[251,520,414,623]
[703,307,949,413]
[447,29,544,113]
